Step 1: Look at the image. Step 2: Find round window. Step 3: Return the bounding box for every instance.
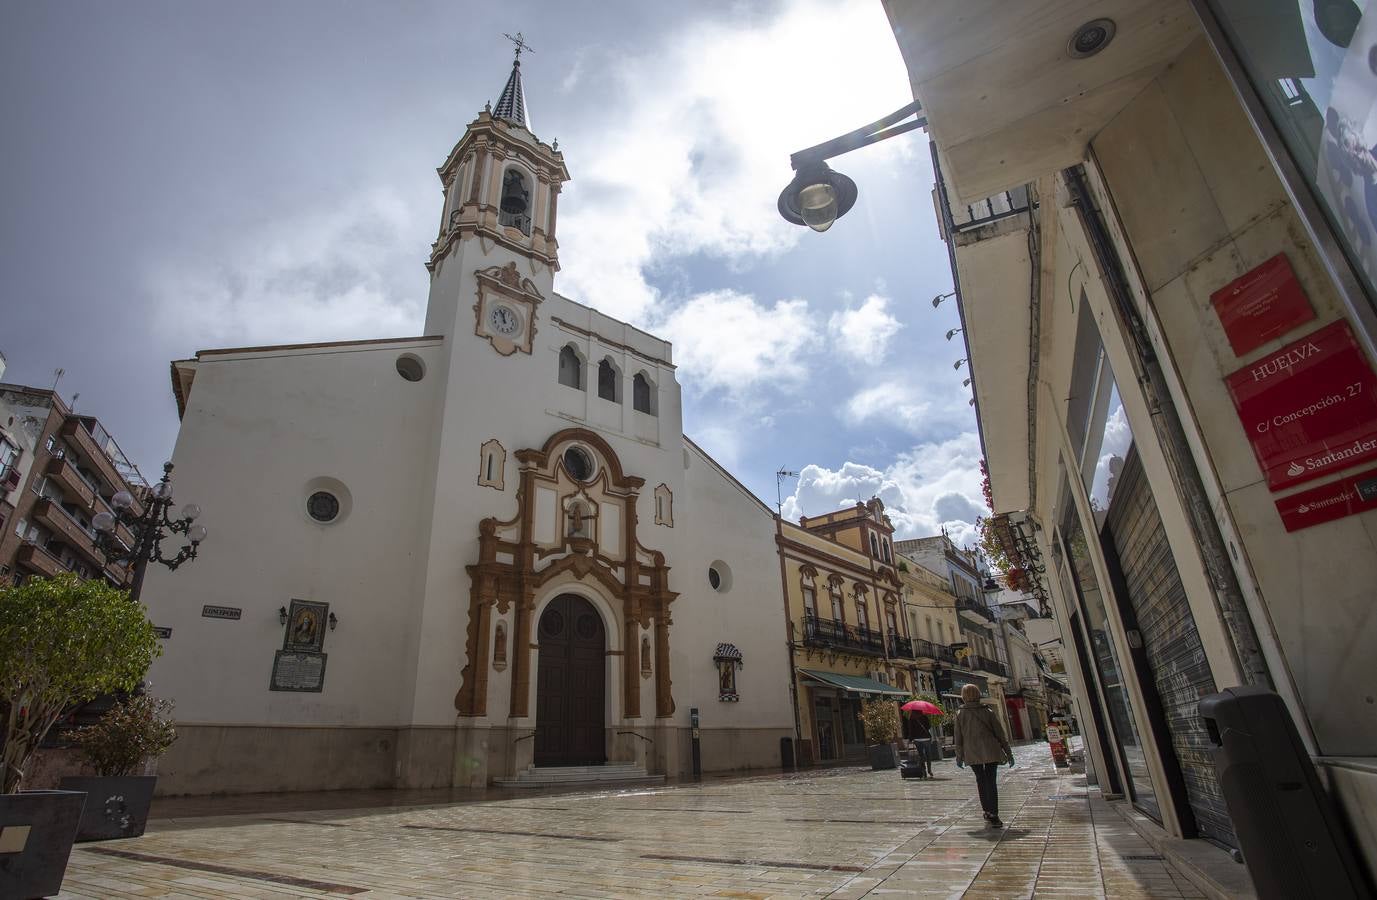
[563,446,595,482]
[708,567,722,590]
[396,354,425,382]
[306,491,340,523]
[708,560,733,593]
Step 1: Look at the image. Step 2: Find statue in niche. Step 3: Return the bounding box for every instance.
[493,622,508,672]
[568,503,584,537]
[641,636,652,678]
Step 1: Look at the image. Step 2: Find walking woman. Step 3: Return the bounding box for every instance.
[953,683,1014,828]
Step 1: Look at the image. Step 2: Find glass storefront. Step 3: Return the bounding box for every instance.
[1207,0,1377,306]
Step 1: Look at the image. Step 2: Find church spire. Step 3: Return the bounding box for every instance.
[493,32,533,130]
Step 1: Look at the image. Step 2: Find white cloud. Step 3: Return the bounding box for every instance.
[828,294,902,363]
[844,381,929,435]
[658,289,819,398]
[554,0,915,322]
[781,431,987,548]
[147,187,426,347]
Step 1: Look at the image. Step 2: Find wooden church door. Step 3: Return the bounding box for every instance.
[534,594,607,766]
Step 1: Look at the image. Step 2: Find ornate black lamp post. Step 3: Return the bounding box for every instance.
[92,462,208,602]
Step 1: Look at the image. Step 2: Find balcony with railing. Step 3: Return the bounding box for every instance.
[957,598,997,623]
[31,497,102,566]
[44,457,95,510]
[15,541,64,578]
[971,654,1007,679]
[802,615,885,657]
[887,632,913,659]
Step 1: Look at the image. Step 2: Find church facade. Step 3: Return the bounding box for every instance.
[141,56,794,794]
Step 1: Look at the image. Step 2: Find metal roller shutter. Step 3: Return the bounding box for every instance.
[1105,449,1238,849]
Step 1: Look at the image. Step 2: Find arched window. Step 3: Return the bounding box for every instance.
[558,345,583,389]
[597,358,619,402]
[633,372,655,415]
[800,567,817,619]
[855,597,870,632]
[869,533,880,557]
[882,540,892,563]
[828,577,845,622]
[499,167,532,235]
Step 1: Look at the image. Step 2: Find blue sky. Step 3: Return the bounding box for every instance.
[0,0,985,545]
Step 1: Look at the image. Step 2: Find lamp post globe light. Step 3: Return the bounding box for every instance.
[92,462,208,602]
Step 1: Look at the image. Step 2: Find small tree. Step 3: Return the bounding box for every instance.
[910,692,955,729]
[71,694,177,777]
[859,699,901,745]
[0,574,161,793]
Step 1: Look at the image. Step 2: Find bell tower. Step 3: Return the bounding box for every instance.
[424,33,570,337]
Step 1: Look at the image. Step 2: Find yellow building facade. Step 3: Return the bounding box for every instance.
[777,500,913,764]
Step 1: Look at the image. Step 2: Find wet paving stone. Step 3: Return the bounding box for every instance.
[58,744,1202,898]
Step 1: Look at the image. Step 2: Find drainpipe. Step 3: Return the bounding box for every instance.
[1063,163,1272,690]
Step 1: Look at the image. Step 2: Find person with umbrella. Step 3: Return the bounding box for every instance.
[953,683,1014,828]
[900,698,943,778]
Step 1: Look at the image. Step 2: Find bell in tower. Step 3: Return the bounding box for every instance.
[499,168,532,235]
[422,32,571,338]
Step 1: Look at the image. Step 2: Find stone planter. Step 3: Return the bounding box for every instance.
[58,776,156,841]
[0,789,87,898]
[868,743,897,770]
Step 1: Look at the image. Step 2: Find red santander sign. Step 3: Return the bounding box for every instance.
[1225,319,1377,491]
[1211,253,1314,356]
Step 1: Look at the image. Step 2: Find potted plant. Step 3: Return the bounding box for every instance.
[859,699,901,770]
[60,693,176,841]
[0,574,161,896]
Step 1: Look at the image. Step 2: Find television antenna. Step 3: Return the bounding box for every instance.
[775,468,799,516]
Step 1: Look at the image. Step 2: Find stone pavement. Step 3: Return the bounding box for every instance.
[57,743,1209,898]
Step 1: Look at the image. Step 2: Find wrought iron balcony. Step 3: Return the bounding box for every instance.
[971,655,1007,678]
[957,598,997,622]
[802,615,885,656]
[887,632,913,659]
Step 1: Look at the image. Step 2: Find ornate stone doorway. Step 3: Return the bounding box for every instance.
[535,594,607,766]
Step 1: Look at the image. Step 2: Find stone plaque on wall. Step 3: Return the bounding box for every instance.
[270,650,327,692]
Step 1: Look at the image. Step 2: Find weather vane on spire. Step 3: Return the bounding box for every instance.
[503,31,534,64]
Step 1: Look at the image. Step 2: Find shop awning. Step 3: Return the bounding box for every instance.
[799,669,908,698]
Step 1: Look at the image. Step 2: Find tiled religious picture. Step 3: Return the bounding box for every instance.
[283,599,328,653]
[714,643,743,702]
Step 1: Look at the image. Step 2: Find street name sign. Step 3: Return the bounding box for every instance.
[1225,319,1377,491]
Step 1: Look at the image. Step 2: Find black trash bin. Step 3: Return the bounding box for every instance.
[780,736,794,770]
[1198,685,1372,900]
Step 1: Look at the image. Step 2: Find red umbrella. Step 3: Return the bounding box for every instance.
[901,699,943,715]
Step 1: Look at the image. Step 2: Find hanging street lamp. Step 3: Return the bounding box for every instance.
[92,462,208,602]
[777,100,926,232]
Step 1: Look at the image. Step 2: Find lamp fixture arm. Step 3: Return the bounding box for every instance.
[788,100,926,170]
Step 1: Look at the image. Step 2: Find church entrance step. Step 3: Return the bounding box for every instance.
[493,763,666,789]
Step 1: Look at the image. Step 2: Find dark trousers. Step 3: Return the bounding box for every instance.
[971,763,999,816]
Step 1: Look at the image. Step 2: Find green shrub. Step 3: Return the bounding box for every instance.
[72,693,177,777]
[0,574,160,792]
[859,699,901,745]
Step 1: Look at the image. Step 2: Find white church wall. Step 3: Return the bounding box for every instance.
[656,440,794,775]
[142,338,445,793]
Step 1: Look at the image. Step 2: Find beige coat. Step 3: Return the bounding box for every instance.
[953,701,1011,765]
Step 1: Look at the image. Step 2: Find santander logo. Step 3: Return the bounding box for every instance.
[1287,461,1306,477]
[1297,503,1311,513]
